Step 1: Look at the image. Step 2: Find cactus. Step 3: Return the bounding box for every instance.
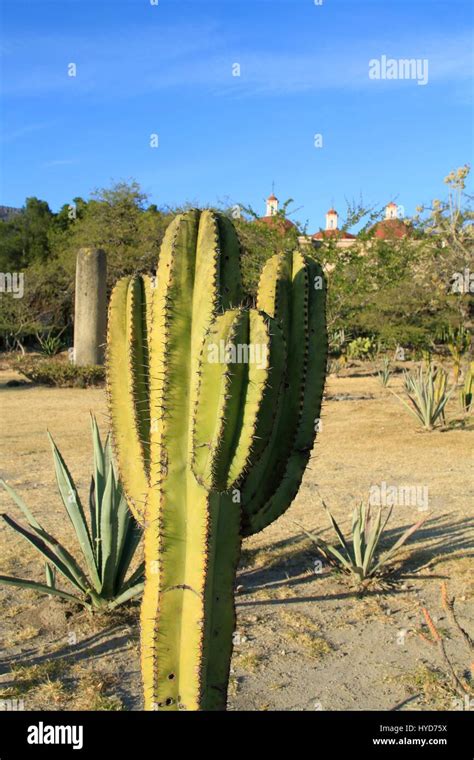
[74,247,107,366]
[106,209,327,710]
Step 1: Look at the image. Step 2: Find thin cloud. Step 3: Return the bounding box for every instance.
[0,24,471,99]
[41,159,78,168]
[0,121,56,143]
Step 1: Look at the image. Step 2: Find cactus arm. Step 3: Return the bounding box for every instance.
[191,309,248,490]
[106,276,150,525]
[225,309,275,486]
[241,253,327,536]
[238,252,307,518]
[192,308,274,491]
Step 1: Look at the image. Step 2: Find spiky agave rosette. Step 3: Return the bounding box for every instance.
[106,209,327,710]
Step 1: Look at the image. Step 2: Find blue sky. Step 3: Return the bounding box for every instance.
[0,0,472,232]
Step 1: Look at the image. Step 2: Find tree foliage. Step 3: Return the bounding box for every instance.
[0,170,471,354]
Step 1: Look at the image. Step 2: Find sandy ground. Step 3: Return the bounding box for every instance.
[0,365,472,711]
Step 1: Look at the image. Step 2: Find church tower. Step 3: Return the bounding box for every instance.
[325,208,338,230]
[385,202,398,220]
[266,193,278,217]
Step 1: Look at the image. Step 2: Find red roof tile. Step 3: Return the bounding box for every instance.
[312,228,356,239]
[257,215,295,232]
[372,219,410,239]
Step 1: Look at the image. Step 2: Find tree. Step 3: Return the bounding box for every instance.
[0,197,53,271]
[55,181,172,284]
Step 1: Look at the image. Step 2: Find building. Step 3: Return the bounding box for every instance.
[311,208,357,249]
[258,194,411,245]
[371,202,412,240]
[256,193,296,233]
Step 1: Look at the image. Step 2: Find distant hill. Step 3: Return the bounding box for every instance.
[0,205,22,221]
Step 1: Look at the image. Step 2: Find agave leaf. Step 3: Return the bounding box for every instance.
[362,507,382,576]
[352,509,363,569]
[380,505,394,534]
[321,500,351,559]
[296,517,358,573]
[390,389,429,424]
[0,575,86,606]
[26,521,90,591]
[361,502,369,545]
[48,433,101,591]
[118,560,145,593]
[104,433,113,475]
[114,503,142,592]
[1,513,86,591]
[351,507,359,535]
[0,486,92,592]
[90,415,106,549]
[89,476,99,565]
[45,562,56,588]
[324,544,354,572]
[292,522,340,568]
[100,462,119,598]
[370,514,429,576]
[108,581,144,609]
[0,479,42,530]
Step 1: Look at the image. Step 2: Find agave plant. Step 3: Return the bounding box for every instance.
[0,416,144,611]
[441,325,470,383]
[377,356,392,387]
[36,329,65,357]
[459,362,473,413]
[297,501,428,583]
[392,365,454,430]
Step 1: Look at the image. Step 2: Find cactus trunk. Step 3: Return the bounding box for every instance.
[141,488,240,710]
[106,209,327,710]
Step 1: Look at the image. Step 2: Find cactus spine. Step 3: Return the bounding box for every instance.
[106,209,327,710]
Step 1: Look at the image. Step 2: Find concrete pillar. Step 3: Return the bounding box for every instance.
[73,248,107,366]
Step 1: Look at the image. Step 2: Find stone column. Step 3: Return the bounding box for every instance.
[73,248,107,366]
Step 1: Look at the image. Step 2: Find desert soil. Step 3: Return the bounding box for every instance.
[0,364,472,711]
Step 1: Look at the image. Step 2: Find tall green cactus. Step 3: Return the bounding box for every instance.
[106,209,327,710]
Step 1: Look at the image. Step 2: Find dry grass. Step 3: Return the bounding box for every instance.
[0,366,472,711]
[0,625,40,648]
[234,650,265,673]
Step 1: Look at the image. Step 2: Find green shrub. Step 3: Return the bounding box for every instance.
[346,336,377,360]
[16,358,105,387]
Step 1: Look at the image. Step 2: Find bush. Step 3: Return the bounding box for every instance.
[17,358,105,387]
[346,336,377,360]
